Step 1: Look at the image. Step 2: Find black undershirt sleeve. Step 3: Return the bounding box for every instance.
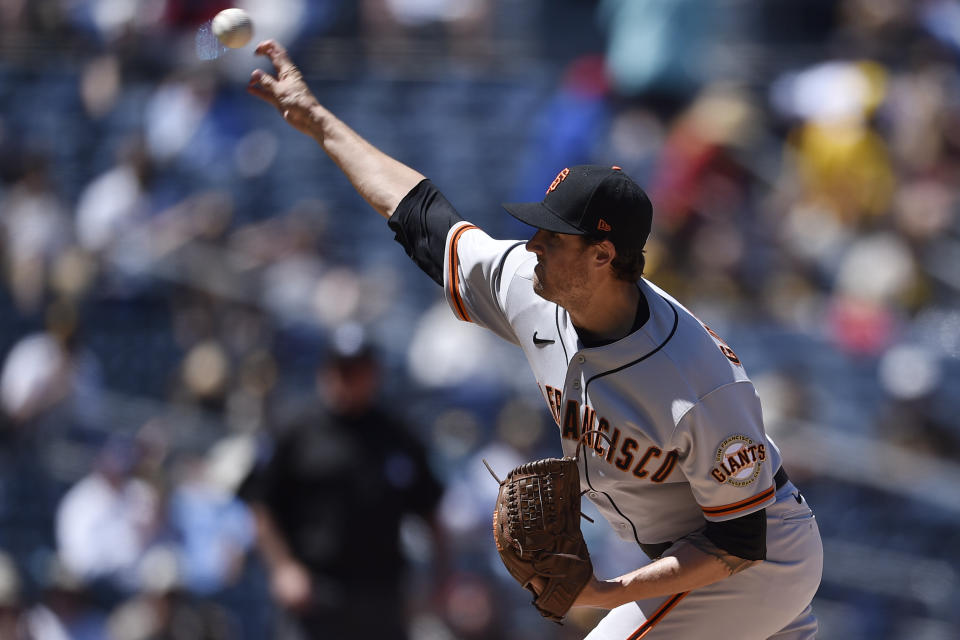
[388,179,465,286]
[704,509,767,561]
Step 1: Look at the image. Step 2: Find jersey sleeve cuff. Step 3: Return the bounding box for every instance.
[445,222,479,322]
[700,484,776,520]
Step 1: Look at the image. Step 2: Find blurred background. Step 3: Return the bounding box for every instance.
[0,0,959,638]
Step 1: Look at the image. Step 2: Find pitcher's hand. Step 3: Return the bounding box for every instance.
[248,40,322,137]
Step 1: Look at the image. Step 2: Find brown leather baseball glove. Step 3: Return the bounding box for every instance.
[489,457,593,623]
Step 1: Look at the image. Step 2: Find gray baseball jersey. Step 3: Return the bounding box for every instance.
[440,221,823,638]
[445,222,780,539]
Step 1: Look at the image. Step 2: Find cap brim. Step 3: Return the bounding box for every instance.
[501,202,586,235]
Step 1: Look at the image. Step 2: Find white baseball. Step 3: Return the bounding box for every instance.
[212,8,253,49]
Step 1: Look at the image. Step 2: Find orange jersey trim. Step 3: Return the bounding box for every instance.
[447,224,478,322]
[627,591,689,639]
[701,484,776,517]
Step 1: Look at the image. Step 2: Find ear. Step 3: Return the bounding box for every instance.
[591,239,616,270]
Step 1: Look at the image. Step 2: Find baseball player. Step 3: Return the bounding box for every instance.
[247,40,824,639]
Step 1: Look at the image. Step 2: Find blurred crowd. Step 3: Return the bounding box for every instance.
[0,0,959,638]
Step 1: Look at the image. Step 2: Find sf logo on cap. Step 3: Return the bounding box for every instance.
[546,168,570,195]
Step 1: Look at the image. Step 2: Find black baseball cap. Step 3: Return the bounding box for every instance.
[502,165,652,251]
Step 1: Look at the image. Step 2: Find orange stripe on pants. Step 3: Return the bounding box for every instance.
[627,592,689,640]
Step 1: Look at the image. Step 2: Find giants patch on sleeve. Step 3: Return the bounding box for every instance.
[709,434,766,486]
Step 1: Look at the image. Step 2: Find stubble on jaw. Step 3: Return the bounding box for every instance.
[531,261,591,311]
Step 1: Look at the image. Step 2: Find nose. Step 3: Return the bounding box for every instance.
[525,229,546,255]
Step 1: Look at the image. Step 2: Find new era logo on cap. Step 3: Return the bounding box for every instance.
[502,165,653,252]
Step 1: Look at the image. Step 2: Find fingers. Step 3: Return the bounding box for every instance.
[255,39,299,80]
[249,68,275,89]
[248,68,279,102]
[254,39,279,57]
[246,81,276,106]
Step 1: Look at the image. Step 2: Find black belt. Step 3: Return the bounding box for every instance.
[774,465,789,490]
[639,541,673,559]
[639,466,789,560]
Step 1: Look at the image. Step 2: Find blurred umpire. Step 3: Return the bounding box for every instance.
[238,325,444,640]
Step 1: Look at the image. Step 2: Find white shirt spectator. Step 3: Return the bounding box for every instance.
[55,470,158,588]
[0,333,69,423]
[75,163,148,253]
